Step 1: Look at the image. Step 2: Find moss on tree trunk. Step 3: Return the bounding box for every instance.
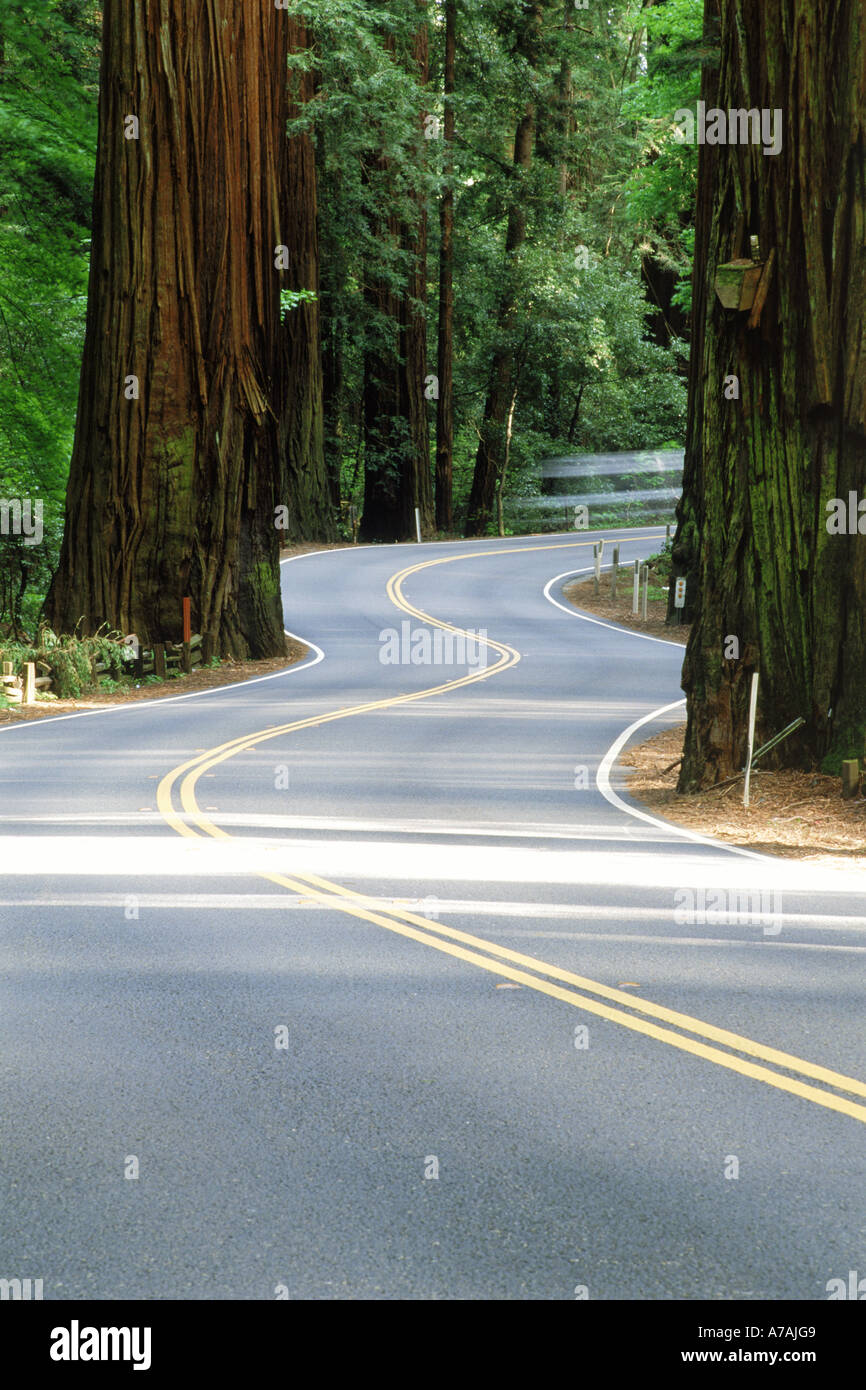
[47,0,291,658]
[674,0,866,791]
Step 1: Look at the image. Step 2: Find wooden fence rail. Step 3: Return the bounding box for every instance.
[1,635,205,704]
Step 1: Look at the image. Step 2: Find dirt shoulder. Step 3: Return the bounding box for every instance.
[0,542,351,727]
[562,570,688,645]
[622,725,866,865]
[563,570,865,865]
[0,637,309,726]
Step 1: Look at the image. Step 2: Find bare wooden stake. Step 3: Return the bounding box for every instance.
[748,248,776,330]
[841,759,860,800]
[743,672,759,808]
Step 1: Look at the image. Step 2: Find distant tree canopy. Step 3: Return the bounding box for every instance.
[0,0,99,633]
[0,0,703,635]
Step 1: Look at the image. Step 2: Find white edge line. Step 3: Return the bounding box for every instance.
[0,536,649,735]
[543,565,776,864]
[0,551,326,734]
[543,567,686,647]
[596,698,773,863]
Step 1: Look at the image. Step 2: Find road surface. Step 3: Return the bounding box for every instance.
[2,528,865,1300]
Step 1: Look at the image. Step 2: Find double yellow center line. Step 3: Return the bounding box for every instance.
[157,540,866,1125]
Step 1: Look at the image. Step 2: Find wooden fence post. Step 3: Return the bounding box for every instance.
[841,760,860,799]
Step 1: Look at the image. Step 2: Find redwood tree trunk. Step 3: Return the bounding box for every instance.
[318,118,345,514]
[359,16,433,544]
[667,2,720,632]
[47,0,288,657]
[464,106,536,536]
[278,17,336,542]
[435,0,456,534]
[675,0,866,790]
[465,2,542,537]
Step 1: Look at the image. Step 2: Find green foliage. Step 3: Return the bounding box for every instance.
[0,625,127,698]
[622,0,704,316]
[280,288,318,316]
[0,1,99,628]
[821,731,866,778]
[0,0,702,570]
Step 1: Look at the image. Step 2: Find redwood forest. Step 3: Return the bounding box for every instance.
[2,0,866,1335]
[1,1,864,782]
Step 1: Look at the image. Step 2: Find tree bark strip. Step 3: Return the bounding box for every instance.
[675,0,866,789]
[435,0,456,534]
[278,16,336,542]
[48,0,289,656]
[360,11,433,543]
[465,2,543,537]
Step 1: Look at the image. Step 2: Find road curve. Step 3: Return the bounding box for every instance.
[2,527,865,1300]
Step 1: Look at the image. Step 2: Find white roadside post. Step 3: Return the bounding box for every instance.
[640,564,649,620]
[414,508,422,543]
[743,672,760,809]
[674,576,687,624]
[632,559,640,615]
[593,542,601,595]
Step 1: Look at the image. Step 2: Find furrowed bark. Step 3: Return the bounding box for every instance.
[278,16,336,543]
[47,0,289,657]
[675,0,866,790]
[465,2,543,538]
[359,13,433,544]
[435,0,456,534]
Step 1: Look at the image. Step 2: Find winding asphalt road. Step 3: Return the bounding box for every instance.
[2,527,865,1300]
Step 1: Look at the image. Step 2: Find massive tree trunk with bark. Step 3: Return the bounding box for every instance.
[667,4,720,635]
[674,0,866,790]
[277,16,336,542]
[47,0,288,657]
[465,2,542,538]
[435,0,456,535]
[317,120,346,515]
[359,17,433,544]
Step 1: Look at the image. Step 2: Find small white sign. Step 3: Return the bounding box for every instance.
[674,578,687,609]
